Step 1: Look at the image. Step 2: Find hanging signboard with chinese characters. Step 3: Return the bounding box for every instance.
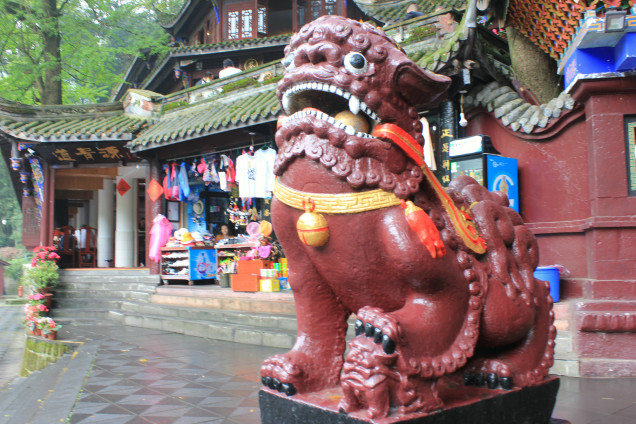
[18,141,136,165]
[626,116,636,197]
[28,158,45,211]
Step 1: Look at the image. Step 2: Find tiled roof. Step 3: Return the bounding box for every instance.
[464,82,579,134]
[169,34,291,56]
[0,101,149,142]
[136,34,290,92]
[355,0,466,24]
[130,85,280,151]
[398,10,469,73]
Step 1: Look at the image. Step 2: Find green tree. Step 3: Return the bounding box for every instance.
[0,161,22,247]
[0,0,184,105]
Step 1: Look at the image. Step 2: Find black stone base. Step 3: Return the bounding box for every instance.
[260,376,567,424]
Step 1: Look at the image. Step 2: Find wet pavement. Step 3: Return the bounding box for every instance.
[1,304,636,423]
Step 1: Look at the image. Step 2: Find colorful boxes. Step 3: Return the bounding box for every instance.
[237,259,271,275]
[259,278,280,292]
[231,274,260,292]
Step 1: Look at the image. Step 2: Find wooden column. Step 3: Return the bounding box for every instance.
[145,159,163,275]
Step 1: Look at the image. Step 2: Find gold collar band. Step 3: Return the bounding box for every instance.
[274,179,402,214]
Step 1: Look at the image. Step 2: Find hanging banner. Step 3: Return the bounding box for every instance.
[28,158,45,212]
[117,178,131,196]
[146,178,164,202]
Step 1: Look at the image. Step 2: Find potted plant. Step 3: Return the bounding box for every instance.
[23,293,49,335]
[39,317,61,340]
[23,313,40,336]
[20,246,60,296]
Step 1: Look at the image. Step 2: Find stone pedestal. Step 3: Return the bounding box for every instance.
[260,376,565,424]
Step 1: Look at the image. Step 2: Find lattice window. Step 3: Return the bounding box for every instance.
[311,0,322,20]
[258,7,267,34]
[326,0,337,15]
[241,9,253,38]
[298,1,306,27]
[228,11,239,40]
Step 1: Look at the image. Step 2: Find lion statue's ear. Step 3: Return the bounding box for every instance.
[395,63,451,108]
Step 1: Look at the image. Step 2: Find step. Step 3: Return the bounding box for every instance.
[1,296,27,305]
[52,298,122,310]
[53,289,153,301]
[120,300,297,332]
[56,281,159,291]
[114,310,297,349]
[0,342,96,424]
[152,286,296,315]
[51,308,116,321]
[57,276,160,285]
[58,268,153,277]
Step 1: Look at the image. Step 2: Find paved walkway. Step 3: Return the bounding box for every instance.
[1,304,636,423]
[0,305,25,388]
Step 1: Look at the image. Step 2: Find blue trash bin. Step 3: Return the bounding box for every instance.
[533,266,560,303]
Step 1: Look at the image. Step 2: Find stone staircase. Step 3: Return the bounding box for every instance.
[52,269,160,323]
[51,269,303,349]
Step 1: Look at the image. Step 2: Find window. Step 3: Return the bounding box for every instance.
[306,0,340,23]
[241,9,253,38]
[228,11,239,40]
[311,0,321,21]
[258,7,267,34]
[298,1,306,27]
[326,0,337,15]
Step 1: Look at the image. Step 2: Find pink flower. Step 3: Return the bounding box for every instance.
[37,304,48,312]
[48,252,60,260]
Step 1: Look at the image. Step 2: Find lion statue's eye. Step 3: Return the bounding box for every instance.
[344,52,368,74]
[282,51,296,70]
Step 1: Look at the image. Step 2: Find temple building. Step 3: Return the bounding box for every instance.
[1,0,634,378]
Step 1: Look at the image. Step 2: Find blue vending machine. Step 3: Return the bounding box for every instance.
[449,135,519,212]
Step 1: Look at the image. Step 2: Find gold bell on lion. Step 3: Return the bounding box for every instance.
[296,198,329,247]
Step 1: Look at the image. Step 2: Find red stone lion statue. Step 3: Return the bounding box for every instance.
[261,15,555,419]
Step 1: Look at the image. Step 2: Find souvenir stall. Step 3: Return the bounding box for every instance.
[150,143,288,290]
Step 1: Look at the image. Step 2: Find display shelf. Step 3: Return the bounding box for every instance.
[160,246,217,286]
[215,242,258,249]
[214,242,258,261]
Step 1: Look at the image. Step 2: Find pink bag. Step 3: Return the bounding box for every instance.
[149,215,172,262]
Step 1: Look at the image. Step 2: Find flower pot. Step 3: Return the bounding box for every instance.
[38,287,52,295]
[43,331,57,340]
[33,328,42,336]
[42,293,53,310]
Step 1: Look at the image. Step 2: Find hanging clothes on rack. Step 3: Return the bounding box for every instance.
[254,145,277,194]
[178,162,190,201]
[163,164,171,200]
[171,163,180,200]
[218,155,229,191]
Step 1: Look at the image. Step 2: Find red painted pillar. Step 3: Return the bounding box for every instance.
[145,158,163,275]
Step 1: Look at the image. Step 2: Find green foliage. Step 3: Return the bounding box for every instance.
[162,100,188,112]
[220,75,282,95]
[20,260,60,289]
[0,159,22,247]
[6,257,28,281]
[405,25,437,43]
[20,246,60,289]
[0,0,184,105]
[221,78,258,94]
